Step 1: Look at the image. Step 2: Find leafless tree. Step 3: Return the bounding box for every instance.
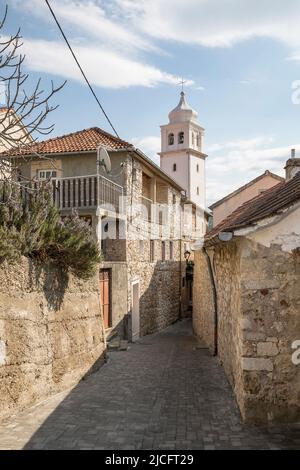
[0,5,65,182]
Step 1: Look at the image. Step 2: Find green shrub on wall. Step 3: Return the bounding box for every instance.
[0,182,101,278]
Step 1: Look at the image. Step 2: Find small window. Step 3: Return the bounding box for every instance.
[168,133,174,145]
[192,133,195,146]
[170,241,174,260]
[132,168,137,182]
[158,210,163,225]
[38,169,57,180]
[196,164,199,173]
[150,240,154,262]
[178,132,184,144]
[196,134,200,147]
[197,187,199,195]
[172,194,176,204]
[162,241,166,261]
[173,163,177,172]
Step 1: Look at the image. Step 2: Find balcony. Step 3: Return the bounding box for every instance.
[51,174,123,213]
[140,196,169,225]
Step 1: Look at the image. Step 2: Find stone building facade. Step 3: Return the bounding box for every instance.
[193,165,300,424]
[9,126,204,342]
[0,257,106,421]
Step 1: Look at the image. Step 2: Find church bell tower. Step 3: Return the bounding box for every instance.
[159,91,207,210]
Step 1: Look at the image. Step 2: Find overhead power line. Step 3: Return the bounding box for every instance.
[45,0,120,138]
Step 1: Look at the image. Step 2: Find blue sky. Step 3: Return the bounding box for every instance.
[3,0,300,204]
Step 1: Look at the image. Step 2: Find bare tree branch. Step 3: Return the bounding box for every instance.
[0,4,66,187]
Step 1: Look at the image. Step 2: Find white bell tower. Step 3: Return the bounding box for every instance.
[159,91,207,210]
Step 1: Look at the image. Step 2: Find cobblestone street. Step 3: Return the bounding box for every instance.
[0,319,299,450]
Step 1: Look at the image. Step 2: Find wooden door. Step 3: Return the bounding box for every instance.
[100,269,111,329]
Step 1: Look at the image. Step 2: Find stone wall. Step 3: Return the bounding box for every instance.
[193,249,215,352]
[193,243,244,404]
[240,239,300,423]
[193,239,300,424]
[127,238,181,336]
[100,261,128,339]
[124,156,183,337]
[0,258,106,422]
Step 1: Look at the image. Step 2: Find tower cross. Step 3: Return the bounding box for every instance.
[179,78,187,93]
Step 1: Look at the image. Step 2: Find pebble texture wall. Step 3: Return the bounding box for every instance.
[0,258,106,421]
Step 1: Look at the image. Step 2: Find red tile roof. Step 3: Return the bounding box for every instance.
[4,127,133,156]
[206,171,300,243]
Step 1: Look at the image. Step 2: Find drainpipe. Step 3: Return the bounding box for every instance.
[179,202,183,319]
[203,246,218,356]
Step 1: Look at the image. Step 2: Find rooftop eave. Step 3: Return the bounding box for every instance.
[160,123,205,131]
[158,148,208,159]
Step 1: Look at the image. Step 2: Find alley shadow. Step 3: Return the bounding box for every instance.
[1,256,299,450]
[20,317,300,450]
[28,258,69,310]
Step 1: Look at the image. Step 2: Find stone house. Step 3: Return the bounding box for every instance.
[9,125,205,342]
[193,156,300,424]
[210,170,284,227]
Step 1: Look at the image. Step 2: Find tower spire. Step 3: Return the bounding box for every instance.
[179,77,187,93]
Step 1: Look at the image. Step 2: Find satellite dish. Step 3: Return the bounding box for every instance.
[97,146,111,173]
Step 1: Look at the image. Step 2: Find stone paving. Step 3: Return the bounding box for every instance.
[0,319,299,450]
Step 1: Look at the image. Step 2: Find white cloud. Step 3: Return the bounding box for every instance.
[9,0,190,89]
[131,135,160,164]
[206,137,300,204]
[21,38,181,89]
[116,0,300,49]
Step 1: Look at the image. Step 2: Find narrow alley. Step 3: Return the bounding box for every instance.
[0,320,299,450]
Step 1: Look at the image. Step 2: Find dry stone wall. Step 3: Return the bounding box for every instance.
[240,239,300,423]
[0,258,106,421]
[193,238,300,424]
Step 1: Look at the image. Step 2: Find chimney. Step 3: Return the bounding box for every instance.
[285,148,300,181]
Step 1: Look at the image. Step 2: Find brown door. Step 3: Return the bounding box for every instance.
[99,269,111,329]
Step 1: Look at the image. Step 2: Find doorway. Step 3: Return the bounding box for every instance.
[99,269,111,329]
[131,281,140,342]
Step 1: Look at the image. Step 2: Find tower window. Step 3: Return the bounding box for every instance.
[168,133,174,145]
[196,134,200,147]
[197,187,199,195]
[196,164,199,173]
[178,132,184,144]
[173,163,177,172]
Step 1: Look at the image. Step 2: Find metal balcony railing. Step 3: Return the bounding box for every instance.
[51,174,123,213]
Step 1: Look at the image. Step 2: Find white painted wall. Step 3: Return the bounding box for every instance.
[238,203,300,253]
[189,154,206,209]
[160,151,189,194]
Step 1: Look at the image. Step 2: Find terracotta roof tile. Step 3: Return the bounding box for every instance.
[206,171,300,243]
[3,127,133,156]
